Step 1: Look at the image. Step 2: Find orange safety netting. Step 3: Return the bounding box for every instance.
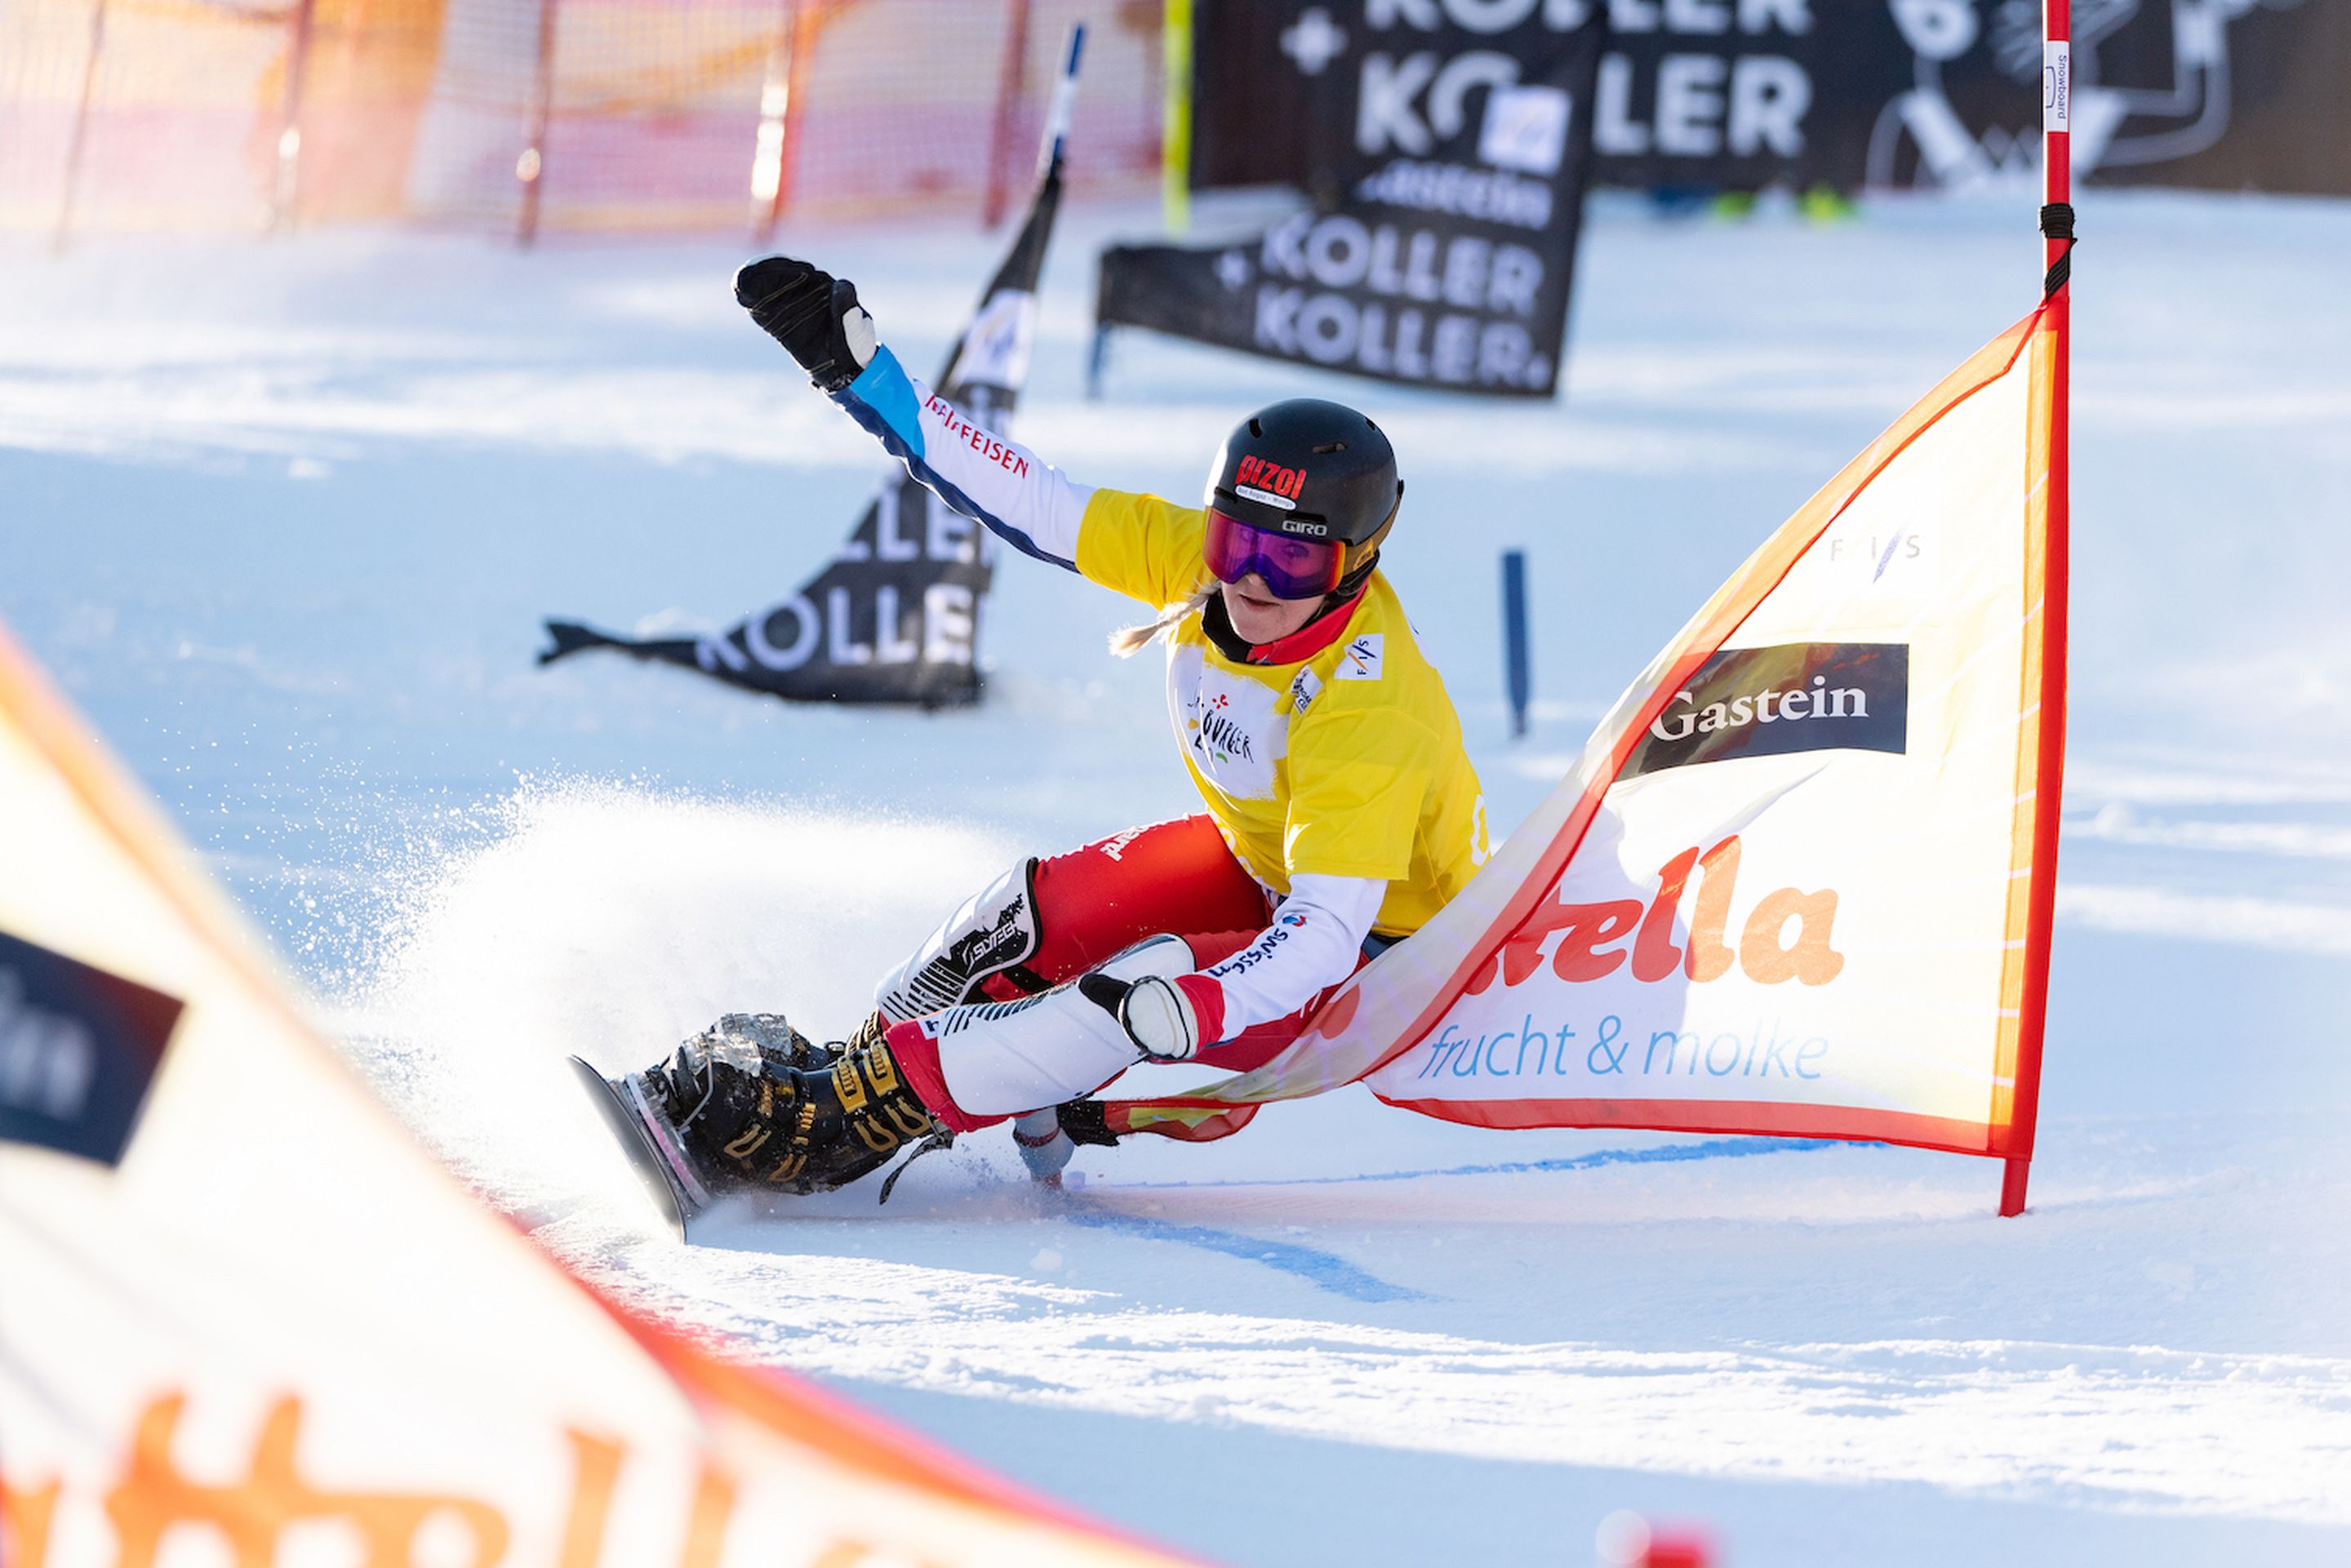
[0,0,1162,238]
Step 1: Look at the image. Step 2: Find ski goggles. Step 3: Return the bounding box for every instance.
[1202,507,1345,602]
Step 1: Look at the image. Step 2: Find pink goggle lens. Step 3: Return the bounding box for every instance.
[1202,508,1344,601]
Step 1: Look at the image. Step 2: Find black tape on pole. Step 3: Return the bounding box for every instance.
[2040,201,2077,299]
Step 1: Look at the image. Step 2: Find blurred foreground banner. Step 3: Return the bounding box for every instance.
[0,621,1190,1564]
[1113,306,2065,1205]
[1188,1,2350,198]
[1097,10,1602,397]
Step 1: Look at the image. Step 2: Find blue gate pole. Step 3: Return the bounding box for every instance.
[1501,549,1531,740]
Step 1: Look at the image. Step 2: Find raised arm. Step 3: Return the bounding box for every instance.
[736,255,1092,571]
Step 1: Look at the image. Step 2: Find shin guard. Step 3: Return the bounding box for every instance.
[873,857,1044,1020]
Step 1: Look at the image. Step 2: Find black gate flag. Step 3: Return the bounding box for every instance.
[540,30,1084,708]
[1095,11,1602,399]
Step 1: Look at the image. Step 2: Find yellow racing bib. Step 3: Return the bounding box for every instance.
[1075,489,1489,935]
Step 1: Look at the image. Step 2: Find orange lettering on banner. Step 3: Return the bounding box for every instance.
[678,1464,739,1568]
[1549,901,1643,981]
[1682,837,1741,983]
[1306,984,1361,1040]
[811,1541,952,1568]
[1740,888,1847,985]
[1466,894,1643,993]
[1467,835,1847,993]
[1481,899,1580,990]
[558,1431,626,1568]
[1631,846,1701,982]
[1,1474,61,1568]
[103,1392,510,1568]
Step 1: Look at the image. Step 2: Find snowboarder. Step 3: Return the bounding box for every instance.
[618,256,1491,1206]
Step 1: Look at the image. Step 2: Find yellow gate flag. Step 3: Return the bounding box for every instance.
[0,624,1197,1568]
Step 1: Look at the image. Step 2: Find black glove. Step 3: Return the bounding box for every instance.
[1056,1099,1122,1148]
[734,256,877,393]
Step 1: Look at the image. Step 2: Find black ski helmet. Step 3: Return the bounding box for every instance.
[1205,398,1402,599]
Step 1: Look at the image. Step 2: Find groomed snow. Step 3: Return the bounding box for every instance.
[4,185,2348,1565]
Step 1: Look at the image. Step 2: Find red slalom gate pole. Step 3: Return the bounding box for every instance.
[2001,0,2073,1219]
[980,0,1035,229]
[270,0,318,229]
[53,0,109,252]
[757,0,818,243]
[516,0,560,247]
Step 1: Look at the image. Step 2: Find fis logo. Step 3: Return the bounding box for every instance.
[1337,633,1384,682]
[1234,454,1307,511]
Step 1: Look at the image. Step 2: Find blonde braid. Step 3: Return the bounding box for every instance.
[1108,584,1215,657]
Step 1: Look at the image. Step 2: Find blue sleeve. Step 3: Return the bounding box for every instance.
[829,347,1091,574]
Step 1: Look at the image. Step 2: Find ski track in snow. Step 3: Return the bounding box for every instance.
[8,192,2351,1561]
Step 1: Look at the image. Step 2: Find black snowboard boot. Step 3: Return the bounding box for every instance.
[646,1013,940,1196]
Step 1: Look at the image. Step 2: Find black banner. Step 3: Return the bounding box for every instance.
[1624,642,1909,778]
[539,109,1070,705]
[0,930,181,1167]
[1098,11,1605,398]
[1192,2,2349,200]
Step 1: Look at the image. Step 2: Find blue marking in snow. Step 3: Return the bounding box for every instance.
[1061,1209,1427,1304]
[1055,1140,1875,1300]
[1118,1135,1865,1191]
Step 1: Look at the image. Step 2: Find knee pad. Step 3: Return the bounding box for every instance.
[875,856,1044,1021]
[923,935,1196,1120]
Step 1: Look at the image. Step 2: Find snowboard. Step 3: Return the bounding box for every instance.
[567,1055,705,1241]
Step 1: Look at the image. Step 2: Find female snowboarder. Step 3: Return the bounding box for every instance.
[623,257,1490,1204]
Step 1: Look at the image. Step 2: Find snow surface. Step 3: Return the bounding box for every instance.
[4,187,2349,1565]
